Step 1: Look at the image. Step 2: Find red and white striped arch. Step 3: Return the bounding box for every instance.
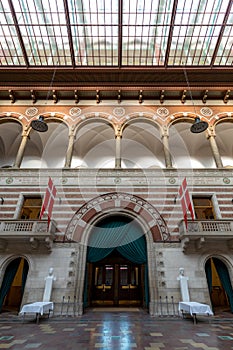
[64,192,170,243]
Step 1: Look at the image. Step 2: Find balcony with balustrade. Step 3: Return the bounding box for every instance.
[179,220,233,254]
[0,220,57,253]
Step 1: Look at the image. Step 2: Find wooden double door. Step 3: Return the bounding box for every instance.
[89,253,144,307]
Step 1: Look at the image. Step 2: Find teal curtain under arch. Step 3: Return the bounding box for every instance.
[84,216,149,307]
[213,258,233,312]
[0,258,21,312]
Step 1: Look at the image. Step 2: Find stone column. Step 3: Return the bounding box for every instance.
[207,126,223,168]
[13,128,29,168]
[115,126,122,168]
[64,126,75,168]
[161,126,173,168]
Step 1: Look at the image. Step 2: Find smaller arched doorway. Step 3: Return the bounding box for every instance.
[0,258,29,313]
[205,257,233,313]
[84,215,148,308]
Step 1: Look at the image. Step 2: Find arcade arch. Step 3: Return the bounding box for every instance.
[0,257,29,313]
[0,120,22,168]
[65,192,170,315]
[22,119,69,168]
[205,256,233,313]
[85,214,148,307]
[169,119,214,168]
[72,119,115,168]
[122,119,165,168]
[1,111,233,170]
[215,120,233,168]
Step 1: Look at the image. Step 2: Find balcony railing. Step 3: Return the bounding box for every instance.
[179,219,233,235]
[0,220,56,234]
[0,219,56,253]
[178,219,233,253]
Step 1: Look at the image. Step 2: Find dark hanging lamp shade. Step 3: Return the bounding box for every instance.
[190,117,208,133]
[31,116,48,132]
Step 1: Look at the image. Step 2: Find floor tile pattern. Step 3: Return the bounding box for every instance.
[0,309,233,349]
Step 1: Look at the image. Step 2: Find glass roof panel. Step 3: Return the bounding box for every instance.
[12,0,71,66]
[215,1,233,66]
[0,1,25,65]
[122,0,172,65]
[0,0,232,67]
[68,0,118,66]
[171,0,230,66]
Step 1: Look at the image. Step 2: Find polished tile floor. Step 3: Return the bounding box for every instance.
[0,308,233,349]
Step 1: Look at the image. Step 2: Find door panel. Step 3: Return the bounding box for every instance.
[93,265,114,305]
[118,265,140,305]
[91,260,142,306]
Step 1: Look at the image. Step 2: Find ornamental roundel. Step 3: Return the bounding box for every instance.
[223,177,230,184]
[25,107,38,117]
[113,107,125,117]
[156,107,169,117]
[69,107,82,117]
[200,107,213,117]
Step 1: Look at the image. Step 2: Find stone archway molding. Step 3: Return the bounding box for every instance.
[65,192,170,243]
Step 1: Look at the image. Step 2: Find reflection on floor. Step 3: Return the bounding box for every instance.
[92,307,140,312]
[0,307,232,349]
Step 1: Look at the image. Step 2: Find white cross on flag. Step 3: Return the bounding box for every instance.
[179,178,195,228]
[39,177,57,228]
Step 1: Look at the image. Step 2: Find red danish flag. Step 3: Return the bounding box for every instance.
[179,178,195,228]
[39,177,57,228]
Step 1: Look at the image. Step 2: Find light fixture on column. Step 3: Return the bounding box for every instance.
[190,117,208,134]
[31,115,48,132]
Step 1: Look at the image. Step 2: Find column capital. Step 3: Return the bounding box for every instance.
[68,125,76,137]
[161,125,169,137]
[22,125,31,137]
[115,125,122,138]
[206,125,216,138]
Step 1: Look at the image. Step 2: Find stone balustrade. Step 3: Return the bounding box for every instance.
[0,219,56,253]
[179,219,233,253]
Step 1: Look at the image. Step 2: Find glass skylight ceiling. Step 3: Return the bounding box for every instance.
[0,0,232,67]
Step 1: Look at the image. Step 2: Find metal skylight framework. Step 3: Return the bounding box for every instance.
[0,0,232,68]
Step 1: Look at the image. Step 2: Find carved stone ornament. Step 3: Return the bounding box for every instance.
[25,107,38,117]
[200,107,213,117]
[69,107,81,117]
[156,107,169,117]
[113,107,125,117]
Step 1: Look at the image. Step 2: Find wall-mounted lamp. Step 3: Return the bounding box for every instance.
[190,117,208,133]
[31,116,48,132]
[0,197,4,205]
[174,196,177,204]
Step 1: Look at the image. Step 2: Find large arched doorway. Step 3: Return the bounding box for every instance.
[0,258,29,313]
[205,257,233,314]
[84,215,148,308]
